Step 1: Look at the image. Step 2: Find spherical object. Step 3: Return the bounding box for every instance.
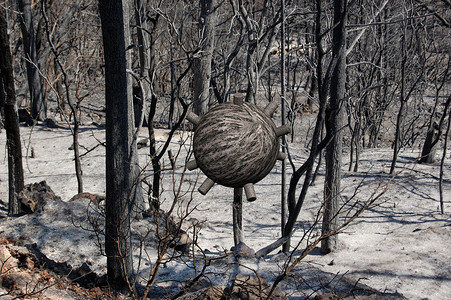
[193,102,279,188]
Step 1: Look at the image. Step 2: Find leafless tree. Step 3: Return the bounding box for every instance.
[99,0,142,292]
[417,3,451,163]
[346,0,390,171]
[267,171,404,298]
[260,0,334,256]
[1,7,25,215]
[40,1,84,193]
[192,0,216,116]
[321,0,347,254]
[17,0,46,121]
[439,102,450,214]
[390,1,428,174]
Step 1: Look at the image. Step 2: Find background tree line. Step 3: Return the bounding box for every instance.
[1,0,449,164]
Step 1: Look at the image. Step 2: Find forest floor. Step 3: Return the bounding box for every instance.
[0,115,450,299]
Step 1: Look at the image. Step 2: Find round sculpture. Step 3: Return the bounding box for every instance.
[194,102,279,187]
[186,97,290,201]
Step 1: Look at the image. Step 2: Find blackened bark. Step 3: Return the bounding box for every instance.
[420,96,451,163]
[99,0,136,292]
[40,1,83,194]
[0,76,4,128]
[17,0,46,121]
[133,1,163,210]
[420,122,439,163]
[192,0,216,116]
[439,105,451,214]
[278,0,329,255]
[147,93,161,209]
[321,0,347,254]
[134,0,156,129]
[0,9,25,215]
[280,0,289,252]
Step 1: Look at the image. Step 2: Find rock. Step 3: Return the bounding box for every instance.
[1,271,34,294]
[137,137,149,149]
[43,118,61,128]
[18,108,33,126]
[172,231,193,253]
[8,246,38,270]
[17,181,61,213]
[0,245,18,272]
[72,262,100,288]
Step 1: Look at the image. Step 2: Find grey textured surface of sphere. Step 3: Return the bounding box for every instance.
[193,102,279,188]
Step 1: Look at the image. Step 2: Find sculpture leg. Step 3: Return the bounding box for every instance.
[233,187,244,246]
[198,178,215,195]
[244,183,256,202]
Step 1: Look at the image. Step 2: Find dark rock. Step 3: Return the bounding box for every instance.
[43,117,61,128]
[137,137,149,149]
[18,108,34,126]
[172,231,193,253]
[17,181,61,213]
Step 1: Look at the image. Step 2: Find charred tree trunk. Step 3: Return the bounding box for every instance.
[148,93,161,209]
[420,96,451,163]
[235,1,279,104]
[390,88,406,174]
[321,0,347,254]
[134,0,161,210]
[99,0,139,292]
[280,0,289,252]
[1,9,25,215]
[0,77,4,129]
[420,122,440,163]
[168,46,176,128]
[41,1,83,194]
[390,10,425,174]
[134,0,157,129]
[17,0,46,121]
[439,104,450,214]
[273,0,329,256]
[192,0,216,116]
